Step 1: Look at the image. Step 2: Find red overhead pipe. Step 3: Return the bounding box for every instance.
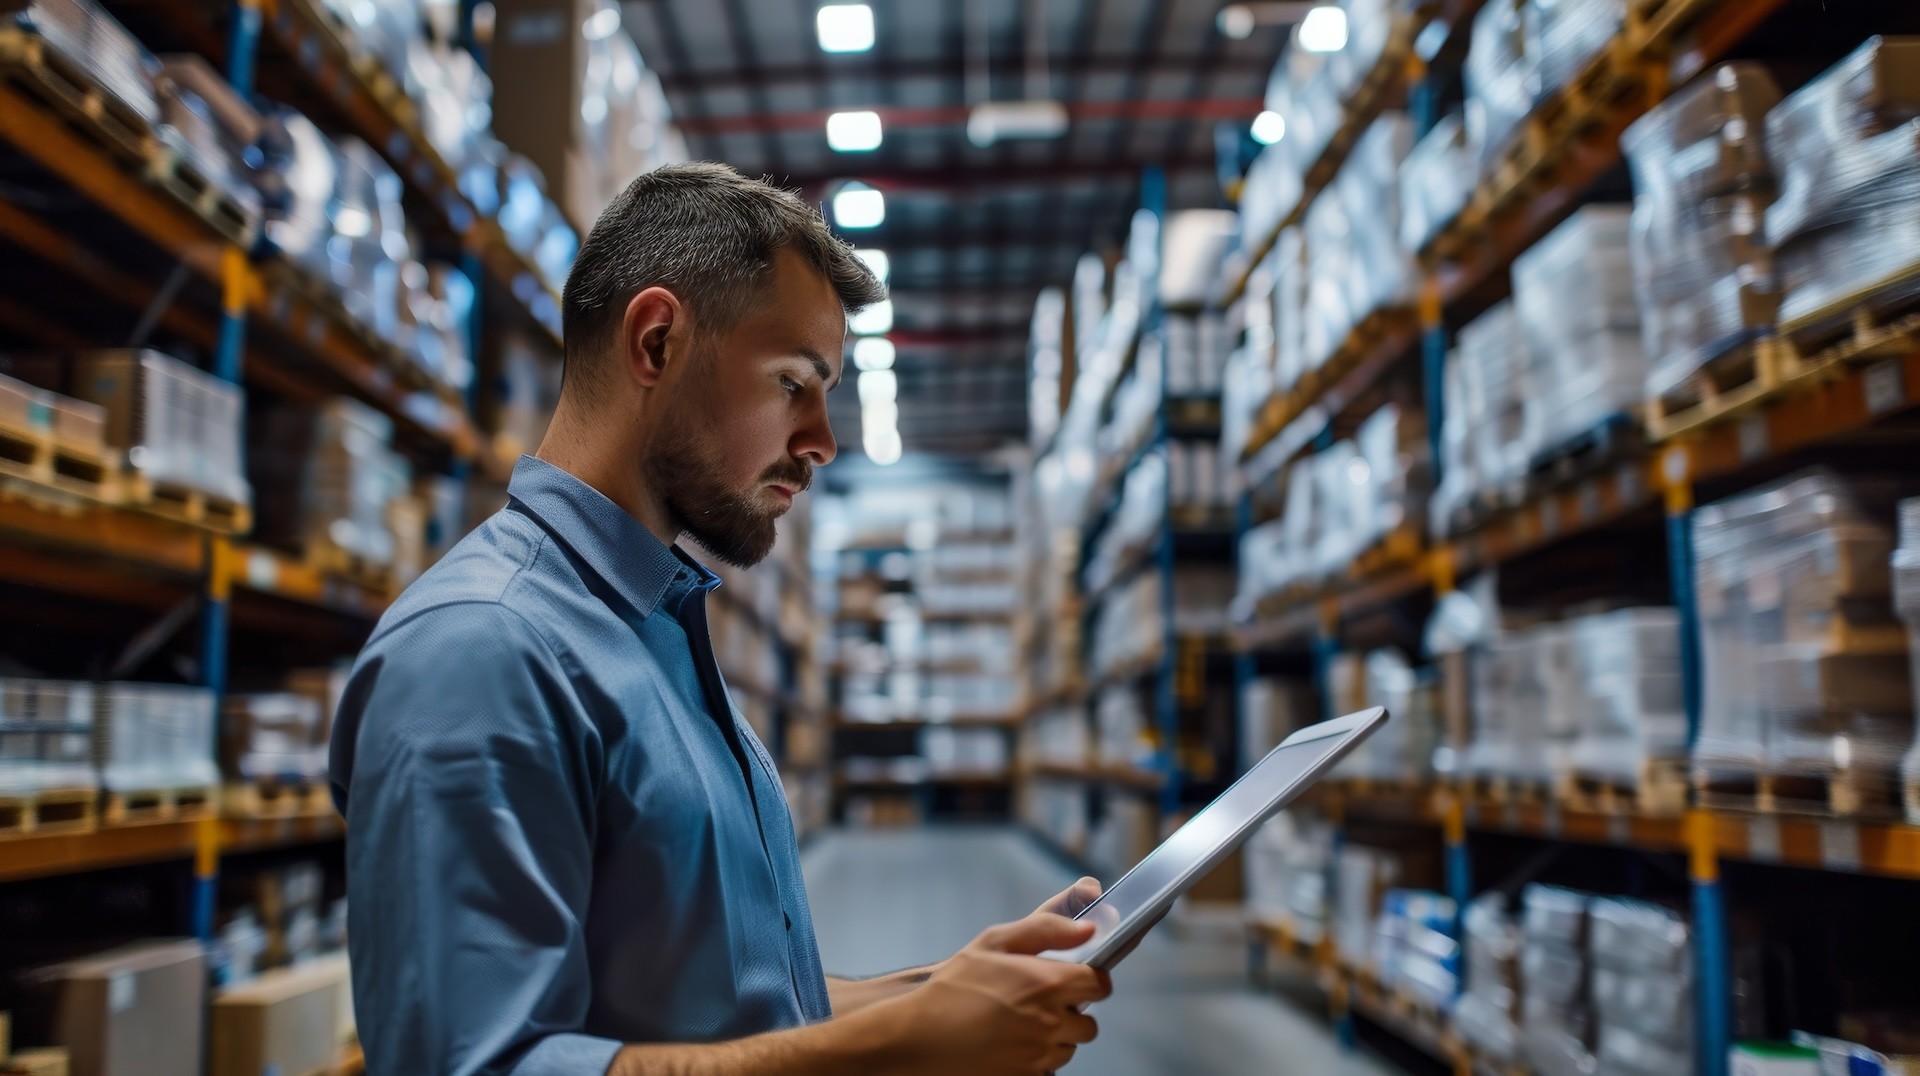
[675,96,1265,137]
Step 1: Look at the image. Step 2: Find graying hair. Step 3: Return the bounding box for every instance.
[560,162,887,386]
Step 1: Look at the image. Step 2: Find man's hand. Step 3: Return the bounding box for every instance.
[876,910,1111,1074]
[1037,876,1103,918]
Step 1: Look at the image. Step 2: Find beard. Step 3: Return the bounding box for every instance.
[647,428,809,569]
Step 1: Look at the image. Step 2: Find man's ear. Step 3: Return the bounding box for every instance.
[622,286,682,389]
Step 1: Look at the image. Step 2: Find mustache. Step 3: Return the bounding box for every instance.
[760,462,812,493]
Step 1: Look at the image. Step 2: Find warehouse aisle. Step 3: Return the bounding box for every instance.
[803,827,1402,1075]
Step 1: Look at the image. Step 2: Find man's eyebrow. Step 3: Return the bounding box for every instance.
[800,348,840,390]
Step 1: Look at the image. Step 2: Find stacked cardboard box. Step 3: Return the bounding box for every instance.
[1766,38,1920,333]
[1623,63,1782,402]
[1692,471,1914,800]
[0,680,95,797]
[1455,894,1524,1062]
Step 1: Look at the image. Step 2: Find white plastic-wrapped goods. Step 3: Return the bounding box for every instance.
[1622,63,1783,401]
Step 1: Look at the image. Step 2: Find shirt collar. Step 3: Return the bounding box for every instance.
[506,455,720,620]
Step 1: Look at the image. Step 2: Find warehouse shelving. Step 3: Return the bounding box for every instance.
[0,809,344,886]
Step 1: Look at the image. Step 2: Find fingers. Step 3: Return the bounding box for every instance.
[978,911,1097,956]
[1037,876,1104,917]
[1041,964,1112,1007]
[1041,1044,1078,1072]
[1057,1009,1099,1045]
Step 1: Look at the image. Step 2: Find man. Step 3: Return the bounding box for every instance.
[329,162,1111,1075]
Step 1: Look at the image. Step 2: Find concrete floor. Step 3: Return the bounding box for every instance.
[802,826,1405,1075]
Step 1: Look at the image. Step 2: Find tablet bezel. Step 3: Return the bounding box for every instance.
[1061,706,1388,969]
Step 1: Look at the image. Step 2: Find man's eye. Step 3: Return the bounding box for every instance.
[781,376,804,396]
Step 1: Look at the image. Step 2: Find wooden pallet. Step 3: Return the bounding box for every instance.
[1352,526,1424,578]
[103,783,217,825]
[119,473,251,535]
[1458,773,1551,806]
[1645,335,1820,441]
[305,537,397,595]
[223,777,333,818]
[0,787,98,837]
[143,136,262,246]
[1695,768,1901,819]
[1556,760,1689,817]
[1779,261,1920,357]
[1524,411,1643,494]
[0,28,153,162]
[0,418,115,503]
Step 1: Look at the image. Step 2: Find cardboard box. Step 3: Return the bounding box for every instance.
[210,955,349,1076]
[46,940,206,1076]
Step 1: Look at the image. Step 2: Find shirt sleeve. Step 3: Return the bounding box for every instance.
[336,602,623,1076]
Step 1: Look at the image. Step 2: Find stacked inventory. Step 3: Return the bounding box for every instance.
[1622,63,1782,405]
[1692,471,1914,812]
[1455,895,1525,1063]
[1900,499,1920,821]
[1766,38,1920,337]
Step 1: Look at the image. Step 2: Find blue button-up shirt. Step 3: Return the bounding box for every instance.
[330,456,830,1076]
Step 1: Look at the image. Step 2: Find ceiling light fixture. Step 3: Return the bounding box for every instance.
[863,425,902,466]
[852,336,895,371]
[581,3,621,40]
[856,369,897,405]
[854,248,890,283]
[1251,109,1287,144]
[826,110,883,152]
[1297,4,1348,52]
[848,298,893,335]
[816,4,874,53]
[831,184,886,229]
[963,0,1069,148]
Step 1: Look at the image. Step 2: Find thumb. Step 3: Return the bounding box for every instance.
[1036,876,1103,917]
[979,911,1097,956]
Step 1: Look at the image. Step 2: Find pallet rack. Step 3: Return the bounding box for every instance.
[1217,0,1920,1071]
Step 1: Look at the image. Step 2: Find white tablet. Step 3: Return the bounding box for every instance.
[1042,706,1388,969]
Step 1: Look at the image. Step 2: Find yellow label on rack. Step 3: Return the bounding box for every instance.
[1417,275,1443,330]
[206,536,234,601]
[1686,809,1718,883]
[220,246,253,315]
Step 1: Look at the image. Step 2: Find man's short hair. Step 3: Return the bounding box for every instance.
[560,162,887,387]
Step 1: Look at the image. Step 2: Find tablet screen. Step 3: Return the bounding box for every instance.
[1068,725,1359,961]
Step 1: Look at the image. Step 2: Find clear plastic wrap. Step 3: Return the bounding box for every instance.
[1764,38,1920,328]
[1464,0,1538,177]
[42,350,251,505]
[1596,1024,1693,1076]
[1340,114,1417,318]
[1464,624,1580,783]
[1526,0,1625,99]
[1513,206,1646,456]
[1454,300,1534,501]
[1373,889,1461,1009]
[16,0,162,124]
[98,683,219,793]
[0,679,96,795]
[1693,471,1916,785]
[155,56,264,220]
[1399,112,1479,255]
[1593,967,1692,1045]
[1623,63,1783,399]
[1238,141,1304,252]
[1588,897,1690,974]
[1457,892,1524,1057]
[1567,608,1687,782]
[1523,883,1591,947]
[1331,650,1438,781]
[222,693,328,782]
[252,397,410,568]
[1271,228,1309,396]
[1356,403,1427,546]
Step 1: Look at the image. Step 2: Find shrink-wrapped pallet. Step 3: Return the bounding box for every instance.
[1765,38,1920,332]
[1512,206,1646,456]
[1526,0,1624,99]
[1398,113,1478,255]
[1565,608,1687,784]
[1589,898,1693,1076]
[1464,0,1538,176]
[1693,471,1914,800]
[18,350,250,506]
[1456,893,1524,1061]
[13,0,161,123]
[0,679,96,795]
[98,683,217,794]
[1623,63,1783,400]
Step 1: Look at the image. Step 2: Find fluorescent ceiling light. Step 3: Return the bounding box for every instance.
[852,336,895,371]
[832,184,885,228]
[826,110,883,152]
[825,110,883,153]
[966,100,1069,148]
[1251,109,1287,144]
[848,298,893,335]
[1298,5,1347,52]
[857,369,897,405]
[863,425,902,466]
[854,248,890,283]
[816,4,874,53]
[861,400,899,430]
